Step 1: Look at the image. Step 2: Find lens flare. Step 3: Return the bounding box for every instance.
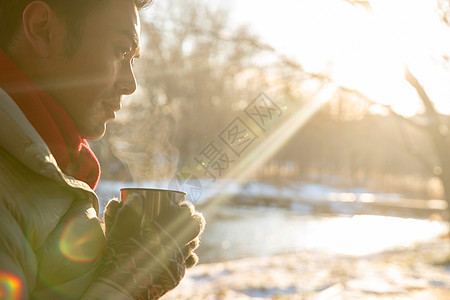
[0,272,22,300]
[59,215,104,263]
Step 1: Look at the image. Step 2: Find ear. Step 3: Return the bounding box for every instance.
[22,1,55,58]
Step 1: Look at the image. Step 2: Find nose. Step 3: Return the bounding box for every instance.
[116,62,137,96]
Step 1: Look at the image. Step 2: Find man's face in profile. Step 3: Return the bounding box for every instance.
[49,0,141,140]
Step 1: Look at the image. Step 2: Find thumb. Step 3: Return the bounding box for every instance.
[108,193,145,240]
[103,198,121,237]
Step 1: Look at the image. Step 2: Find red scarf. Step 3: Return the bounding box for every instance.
[0,50,100,190]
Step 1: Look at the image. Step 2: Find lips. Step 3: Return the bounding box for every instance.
[104,103,121,113]
[101,105,117,122]
[103,99,122,121]
[104,97,122,112]
[108,108,116,120]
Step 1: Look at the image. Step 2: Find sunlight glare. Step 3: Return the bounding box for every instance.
[329,0,449,117]
[312,215,448,256]
[218,0,450,116]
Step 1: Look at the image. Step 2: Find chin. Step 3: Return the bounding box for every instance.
[79,125,107,140]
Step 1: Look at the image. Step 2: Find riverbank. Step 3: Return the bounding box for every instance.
[163,237,450,299]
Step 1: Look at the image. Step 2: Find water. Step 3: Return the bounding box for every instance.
[196,206,449,263]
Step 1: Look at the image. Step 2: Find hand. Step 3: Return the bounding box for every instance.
[98,195,205,299]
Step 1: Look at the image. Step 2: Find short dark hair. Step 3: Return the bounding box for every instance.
[0,0,152,55]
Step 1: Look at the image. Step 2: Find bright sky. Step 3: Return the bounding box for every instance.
[207,0,450,116]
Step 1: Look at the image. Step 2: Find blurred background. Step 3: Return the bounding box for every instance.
[91,0,450,298]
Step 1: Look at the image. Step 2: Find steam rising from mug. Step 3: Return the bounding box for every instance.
[109,93,179,184]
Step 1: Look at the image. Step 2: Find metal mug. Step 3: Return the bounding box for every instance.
[120,188,186,230]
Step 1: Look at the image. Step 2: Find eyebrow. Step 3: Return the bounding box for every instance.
[118,29,141,58]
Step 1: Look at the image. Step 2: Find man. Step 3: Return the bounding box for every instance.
[0,0,204,299]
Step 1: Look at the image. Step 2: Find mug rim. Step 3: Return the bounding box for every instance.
[120,187,186,195]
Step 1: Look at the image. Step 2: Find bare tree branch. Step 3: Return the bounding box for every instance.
[437,0,450,26]
[338,86,426,131]
[404,66,439,121]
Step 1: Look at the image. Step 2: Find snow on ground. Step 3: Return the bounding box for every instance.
[162,239,450,299]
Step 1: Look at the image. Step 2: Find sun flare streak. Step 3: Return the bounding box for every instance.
[203,84,338,211]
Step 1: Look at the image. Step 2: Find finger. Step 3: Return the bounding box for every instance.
[160,201,194,227]
[158,206,205,246]
[161,214,203,247]
[185,252,198,269]
[152,221,185,258]
[181,202,206,238]
[104,198,121,220]
[109,194,145,240]
[179,201,196,214]
[187,238,200,251]
[189,212,206,245]
[180,238,200,261]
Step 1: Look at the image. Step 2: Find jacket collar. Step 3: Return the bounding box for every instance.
[0,87,99,215]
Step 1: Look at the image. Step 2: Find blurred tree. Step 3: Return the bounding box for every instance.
[331,0,450,210]
[90,0,445,207]
[394,68,450,216]
[272,90,433,195]
[380,0,450,217]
